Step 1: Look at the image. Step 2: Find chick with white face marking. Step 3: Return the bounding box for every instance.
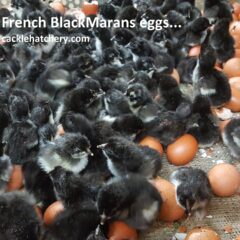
[97,174,162,230]
[170,167,212,220]
[38,133,93,174]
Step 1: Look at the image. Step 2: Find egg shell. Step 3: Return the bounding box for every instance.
[223,58,240,78]
[139,136,164,156]
[208,163,240,197]
[188,46,201,57]
[236,236,240,240]
[108,221,138,240]
[225,86,240,112]
[50,1,66,14]
[152,178,185,222]
[35,206,43,220]
[229,22,240,49]
[82,1,99,16]
[185,227,220,240]
[7,165,23,191]
[171,68,180,84]
[43,201,65,225]
[233,2,240,16]
[166,134,198,166]
[234,49,240,58]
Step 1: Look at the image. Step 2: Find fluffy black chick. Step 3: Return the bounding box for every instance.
[204,0,233,23]
[112,114,144,140]
[185,17,210,47]
[193,40,231,107]
[210,19,235,63]
[45,207,100,240]
[0,103,10,135]
[187,95,219,147]
[98,136,161,178]
[102,47,123,67]
[222,118,240,158]
[0,155,12,193]
[126,83,160,123]
[22,161,57,212]
[97,174,162,230]
[144,111,186,147]
[63,87,103,120]
[4,120,39,164]
[38,133,92,174]
[0,8,11,35]
[50,166,97,208]
[176,2,201,21]
[101,89,131,123]
[170,167,212,220]
[60,111,94,143]
[99,2,117,20]
[0,191,41,240]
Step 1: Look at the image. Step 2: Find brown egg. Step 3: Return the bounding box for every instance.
[233,2,240,16]
[208,163,240,197]
[108,221,138,240]
[50,1,66,15]
[229,76,240,90]
[229,22,240,49]
[166,134,198,166]
[188,45,201,57]
[185,227,220,240]
[223,58,240,78]
[139,136,164,156]
[234,49,240,58]
[7,165,23,191]
[236,236,240,240]
[82,0,99,16]
[225,86,240,112]
[43,201,64,225]
[171,68,180,84]
[152,178,185,222]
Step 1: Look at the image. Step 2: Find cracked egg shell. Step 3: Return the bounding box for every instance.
[185,227,220,240]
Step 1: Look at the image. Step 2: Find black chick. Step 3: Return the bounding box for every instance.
[170,167,212,220]
[97,174,162,230]
[155,74,186,111]
[102,47,123,67]
[38,133,92,174]
[176,2,201,21]
[50,166,97,208]
[185,17,210,47]
[126,83,160,124]
[0,191,40,240]
[222,118,240,158]
[144,111,186,147]
[187,95,219,148]
[193,40,231,107]
[63,87,103,120]
[98,136,161,178]
[99,2,117,20]
[60,111,94,143]
[22,161,57,212]
[101,89,131,123]
[210,19,235,63]
[0,8,11,35]
[204,0,233,23]
[160,0,176,14]
[45,207,100,240]
[0,155,12,193]
[4,120,39,164]
[112,114,144,140]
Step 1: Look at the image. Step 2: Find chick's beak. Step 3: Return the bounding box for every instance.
[86,148,94,156]
[97,143,108,149]
[100,214,107,225]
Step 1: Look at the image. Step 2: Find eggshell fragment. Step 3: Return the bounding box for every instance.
[139,136,164,156]
[208,163,240,197]
[166,134,198,166]
[7,165,23,191]
[223,58,240,78]
[229,76,240,90]
[152,178,185,222]
[43,201,65,225]
[225,87,240,112]
[108,221,138,240]
[185,227,220,240]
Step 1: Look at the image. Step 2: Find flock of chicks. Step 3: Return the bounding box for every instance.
[0,0,240,239]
